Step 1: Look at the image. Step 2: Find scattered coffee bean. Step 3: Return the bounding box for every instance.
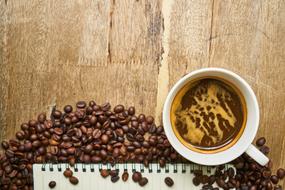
[277,168,285,179]
[132,171,142,182]
[164,177,174,187]
[260,145,270,155]
[271,175,279,184]
[64,105,73,113]
[262,169,271,178]
[256,137,266,147]
[63,168,73,178]
[122,171,129,182]
[139,177,148,186]
[1,141,9,149]
[114,105,124,113]
[48,181,56,188]
[100,169,110,178]
[111,176,120,183]
[69,176,79,185]
[76,101,86,108]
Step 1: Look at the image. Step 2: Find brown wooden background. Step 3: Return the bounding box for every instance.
[0,0,284,183]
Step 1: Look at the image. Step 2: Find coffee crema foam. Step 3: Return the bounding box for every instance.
[171,78,246,153]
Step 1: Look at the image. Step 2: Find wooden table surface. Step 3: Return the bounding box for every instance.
[0,0,284,184]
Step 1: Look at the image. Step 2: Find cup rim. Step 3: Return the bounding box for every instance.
[163,67,259,165]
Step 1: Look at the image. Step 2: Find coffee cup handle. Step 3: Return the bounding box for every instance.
[245,144,269,166]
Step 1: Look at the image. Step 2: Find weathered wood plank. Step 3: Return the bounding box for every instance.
[0,1,284,186]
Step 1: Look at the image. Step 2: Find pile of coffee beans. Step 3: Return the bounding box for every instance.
[192,137,285,190]
[0,100,284,190]
[0,101,182,189]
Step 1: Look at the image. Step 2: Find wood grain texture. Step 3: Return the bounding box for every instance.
[0,0,284,184]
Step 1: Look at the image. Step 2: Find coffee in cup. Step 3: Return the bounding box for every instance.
[170,77,247,153]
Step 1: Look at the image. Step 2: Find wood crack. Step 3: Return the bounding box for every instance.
[208,0,215,66]
[155,0,174,123]
[107,0,115,64]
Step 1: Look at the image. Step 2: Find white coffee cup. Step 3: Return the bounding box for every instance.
[163,68,269,166]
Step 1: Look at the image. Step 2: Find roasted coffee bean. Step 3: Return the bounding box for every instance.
[256,137,266,147]
[52,110,62,119]
[84,144,93,154]
[139,177,148,186]
[146,116,154,124]
[271,175,279,184]
[128,107,135,115]
[48,181,56,188]
[100,169,109,178]
[277,168,285,179]
[63,168,73,178]
[114,105,124,113]
[193,176,201,186]
[138,114,145,122]
[165,177,174,187]
[260,146,270,155]
[64,105,73,113]
[132,171,142,182]
[76,101,87,109]
[1,141,9,149]
[201,175,209,184]
[122,171,129,182]
[101,134,109,144]
[262,169,272,178]
[111,176,120,183]
[69,176,79,185]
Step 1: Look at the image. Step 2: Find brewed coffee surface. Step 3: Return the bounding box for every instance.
[172,78,245,150]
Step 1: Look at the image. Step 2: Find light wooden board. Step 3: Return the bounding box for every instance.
[0,0,284,186]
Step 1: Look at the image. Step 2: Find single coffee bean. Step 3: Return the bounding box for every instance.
[64,105,73,113]
[146,116,154,124]
[277,168,285,179]
[128,107,135,115]
[48,181,56,188]
[139,177,148,187]
[101,134,109,144]
[76,101,87,108]
[52,110,62,119]
[100,169,109,178]
[69,176,79,185]
[165,177,174,187]
[63,168,73,178]
[111,176,120,183]
[38,113,46,123]
[132,171,142,182]
[114,105,124,113]
[262,169,271,178]
[1,141,9,149]
[201,175,209,184]
[271,175,279,184]
[256,137,266,147]
[122,171,129,182]
[260,146,270,155]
